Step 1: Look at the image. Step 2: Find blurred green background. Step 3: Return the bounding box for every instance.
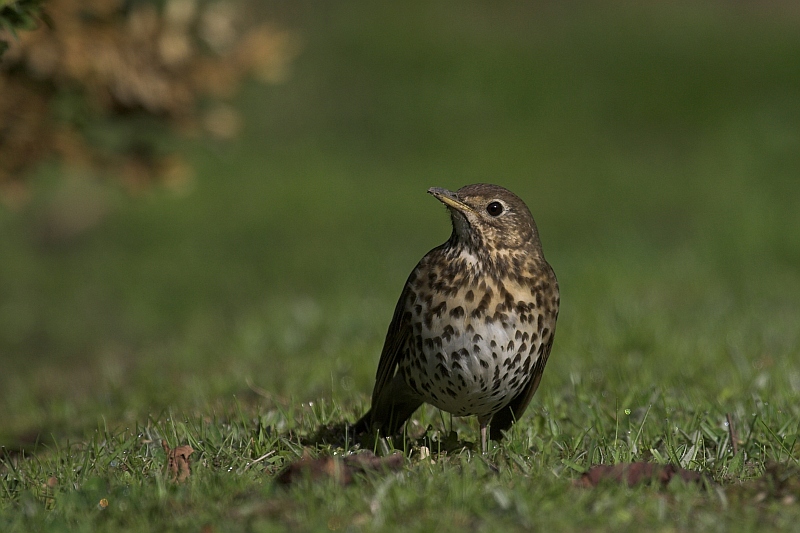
[1,1,799,445]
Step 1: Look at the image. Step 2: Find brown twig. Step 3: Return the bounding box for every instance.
[727,413,739,456]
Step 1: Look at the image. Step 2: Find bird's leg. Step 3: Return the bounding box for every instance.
[480,421,488,454]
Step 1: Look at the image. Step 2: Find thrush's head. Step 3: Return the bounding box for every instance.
[428,183,542,255]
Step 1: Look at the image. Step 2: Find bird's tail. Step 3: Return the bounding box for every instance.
[354,376,422,437]
[352,409,374,435]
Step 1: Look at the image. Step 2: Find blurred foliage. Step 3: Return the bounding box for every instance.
[0,0,46,57]
[0,0,300,211]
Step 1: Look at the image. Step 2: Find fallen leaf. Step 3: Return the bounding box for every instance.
[42,475,58,510]
[576,463,704,488]
[162,440,194,483]
[276,451,404,486]
[725,462,800,505]
[277,454,351,485]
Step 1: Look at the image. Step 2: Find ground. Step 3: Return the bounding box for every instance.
[1,2,800,531]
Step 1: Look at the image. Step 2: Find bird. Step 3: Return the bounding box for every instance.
[355,183,559,453]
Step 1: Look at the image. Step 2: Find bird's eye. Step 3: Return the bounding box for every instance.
[486,201,504,217]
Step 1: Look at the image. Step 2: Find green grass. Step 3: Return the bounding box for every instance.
[2,1,800,530]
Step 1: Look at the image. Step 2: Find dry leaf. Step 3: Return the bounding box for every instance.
[576,462,704,488]
[276,450,404,486]
[41,475,58,510]
[162,440,194,483]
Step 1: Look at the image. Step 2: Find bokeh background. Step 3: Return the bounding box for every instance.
[2,1,799,447]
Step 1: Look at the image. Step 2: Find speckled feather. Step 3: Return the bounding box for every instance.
[356,183,559,449]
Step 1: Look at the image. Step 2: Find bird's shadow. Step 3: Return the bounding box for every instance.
[303,421,476,455]
[300,421,357,449]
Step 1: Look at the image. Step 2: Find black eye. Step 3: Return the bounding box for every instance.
[486,201,504,216]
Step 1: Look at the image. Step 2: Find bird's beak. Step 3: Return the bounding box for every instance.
[428,187,473,213]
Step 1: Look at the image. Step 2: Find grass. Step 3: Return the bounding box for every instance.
[2,1,800,530]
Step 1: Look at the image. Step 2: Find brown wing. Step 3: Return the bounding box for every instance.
[352,283,419,435]
[370,285,413,406]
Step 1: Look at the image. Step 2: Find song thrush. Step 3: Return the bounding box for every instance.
[355,183,559,453]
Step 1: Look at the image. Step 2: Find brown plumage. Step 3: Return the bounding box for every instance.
[355,183,559,453]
